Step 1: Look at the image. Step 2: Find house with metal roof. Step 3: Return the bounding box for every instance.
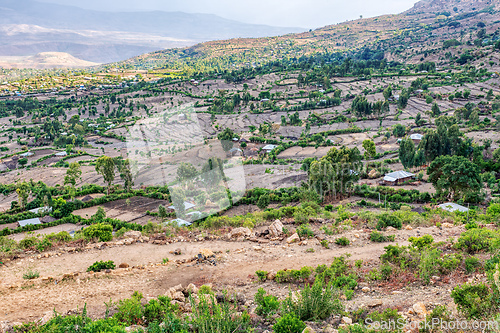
[168,201,196,211]
[262,144,277,153]
[18,218,42,228]
[170,218,192,227]
[410,133,424,144]
[383,170,415,185]
[28,206,52,214]
[438,203,469,213]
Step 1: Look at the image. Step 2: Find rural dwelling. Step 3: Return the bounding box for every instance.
[17,218,42,228]
[168,201,196,211]
[383,170,415,185]
[170,218,192,227]
[262,144,277,154]
[229,147,243,156]
[29,206,52,214]
[410,133,424,145]
[40,216,57,224]
[438,202,469,213]
[55,151,68,157]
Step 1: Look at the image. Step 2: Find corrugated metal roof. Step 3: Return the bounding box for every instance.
[168,202,196,211]
[262,144,277,151]
[384,171,415,182]
[438,203,469,213]
[18,218,41,227]
[410,134,423,140]
[170,219,192,226]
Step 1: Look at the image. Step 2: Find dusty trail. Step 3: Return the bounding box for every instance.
[0,225,464,323]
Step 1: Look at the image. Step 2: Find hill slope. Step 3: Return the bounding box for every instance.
[118,0,500,71]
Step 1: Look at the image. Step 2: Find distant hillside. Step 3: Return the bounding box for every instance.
[118,0,500,71]
[0,0,303,65]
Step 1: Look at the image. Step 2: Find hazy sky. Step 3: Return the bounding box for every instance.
[37,0,419,29]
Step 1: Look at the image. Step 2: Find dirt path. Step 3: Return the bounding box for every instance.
[0,225,464,323]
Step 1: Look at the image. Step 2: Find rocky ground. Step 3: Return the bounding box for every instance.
[0,220,483,332]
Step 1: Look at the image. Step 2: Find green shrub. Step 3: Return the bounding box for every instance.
[254,288,280,317]
[409,235,434,250]
[454,228,500,254]
[485,253,500,271]
[114,292,144,325]
[297,224,314,239]
[370,231,395,243]
[335,237,350,246]
[380,263,393,280]
[83,223,113,242]
[256,270,268,282]
[36,238,52,252]
[143,296,177,324]
[320,239,330,248]
[23,269,40,280]
[87,260,115,272]
[198,285,214,295]
[282,279,343,321]
[465,256,482,274]
[45,231,72,243]
[376,213,402,230]
[365,308,402,330]
[321,225,334,236]
[451,283,492,319]
[273,313,306,333]
[19,236,39,249]
[191,293,250,333]
[420,305,451,333]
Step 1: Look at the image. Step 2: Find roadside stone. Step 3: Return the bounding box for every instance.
[230,227,252,238]
[412,303,428,317]
[442,223,453,228]
[367,300,383,308]
[405,225,413,230]
[119,263,129,268]
[342,317,353,325]
[123,231,142,239]
[269,220,284,237]
[253,246,263,251]
[362,287,370,293]
[173,248,182,255]
[186,283,198,295]
[286,233,300,244]
[386,226,397,231]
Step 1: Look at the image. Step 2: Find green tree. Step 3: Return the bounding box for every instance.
[117,159,134,192]
[362,139,376,159]
[392,124,406,138]
[170,188,186,218]
[177,162,198,182]
[95,156,116,195]
[16,181,30,209]
[64,162,82,187]
[431,102,441,117]
[399,138,416,169]
[427,155,482,200]
[217,128,236,152]
[383,86,392,101]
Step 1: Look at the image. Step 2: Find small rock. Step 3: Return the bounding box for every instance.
[123,230,142,239]
[173,248,182,255]
[362,287,370,293]
[286,233,300,244]
[442,223,453,228]
[186,283,199,295]
[230,227,252,239]
[253,246,263,251]
[405,225,413,230]
[367,300,383,308]
[119,263,129,268]
[386,226,397,231]
[199,248,214,258]
[342,317,353,325]
[269,220,284,237]
[412,302,428,317]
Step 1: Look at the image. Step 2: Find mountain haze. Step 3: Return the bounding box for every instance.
[0,0,304,66]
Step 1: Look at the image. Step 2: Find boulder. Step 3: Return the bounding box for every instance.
[342,317,353,325]
[123,231,142,239]
[230,227,252,238]
[186,283,199,295]
[442,223,454,228]
[412,302,428,317]
[404,225,413,230]
[199,249,214,258]
[286,233,300,244]
[119,263,130,268]
[268,220,284,237]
